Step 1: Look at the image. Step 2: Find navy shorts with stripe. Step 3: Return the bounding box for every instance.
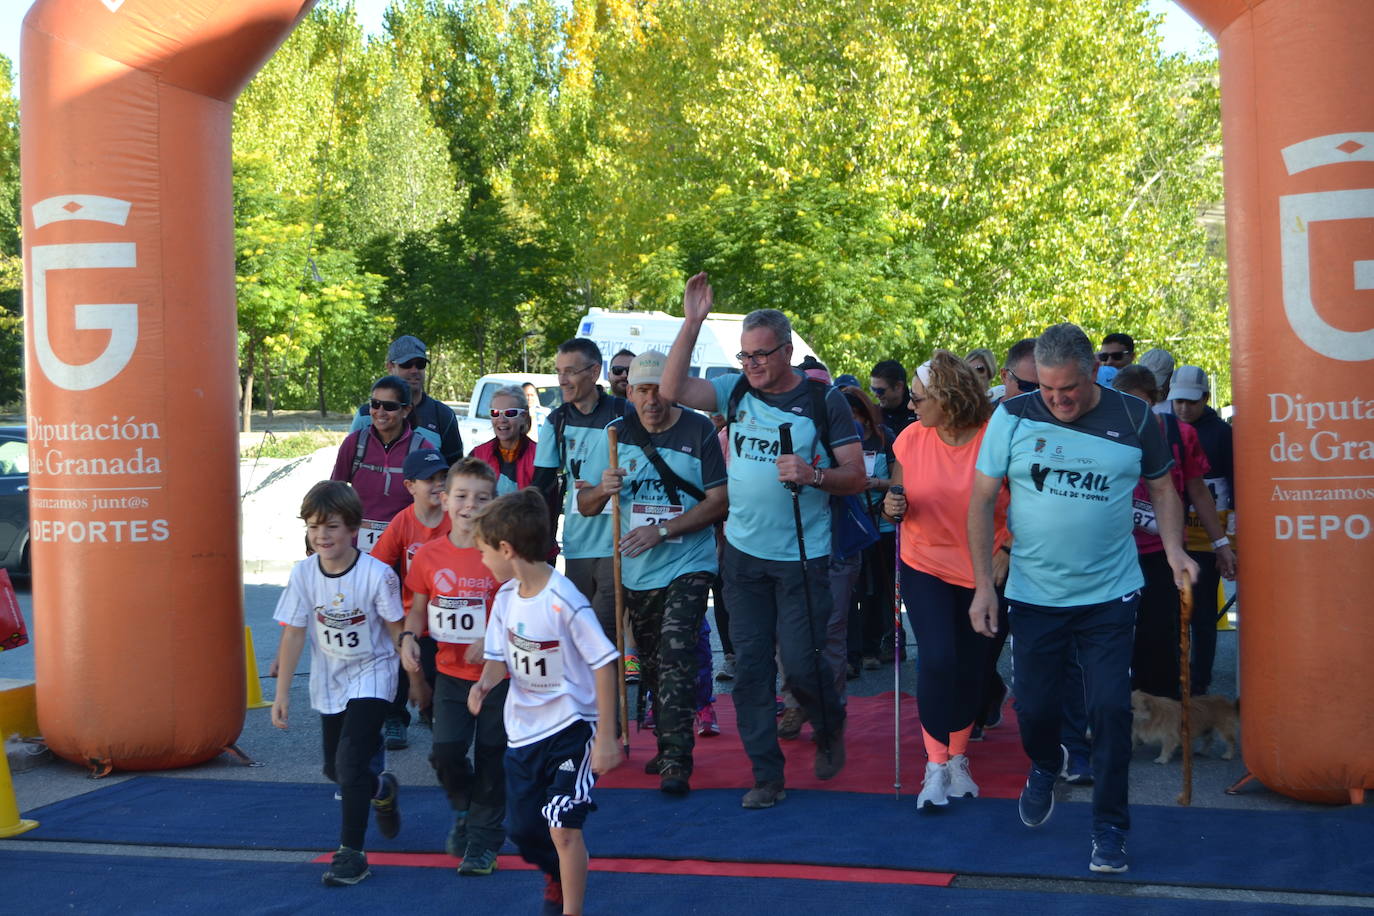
[505,719,598,876]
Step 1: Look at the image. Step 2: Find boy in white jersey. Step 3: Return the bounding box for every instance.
[402,457,505,876]
[468,488,622,916]
[272,481,407,887]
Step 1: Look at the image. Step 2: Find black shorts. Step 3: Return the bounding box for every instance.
[505,719,598,830]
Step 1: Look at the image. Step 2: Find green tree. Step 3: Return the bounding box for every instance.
[0,55,21,407]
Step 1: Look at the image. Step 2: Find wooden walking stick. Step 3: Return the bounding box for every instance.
[1178,579,1194,806]
[607,426,631,757]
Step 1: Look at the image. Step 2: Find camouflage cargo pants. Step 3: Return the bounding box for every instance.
[625,570,713,772]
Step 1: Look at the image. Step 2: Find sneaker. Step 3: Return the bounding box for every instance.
[659,763,691,796]
[458,847,499,876]
[1089,827,1129,874]
[983,681,1009,729]
[1018,764,1057,827]
[624,653,641,684]
[643,753,665,775]
[384,718,408,750]
[917,761,950,811]
[445,812,468,858]
[1060,744,1093,785]
[371,771,401,839]
[716,654,736,681]
[862,655,881,671]
[741,780,786,809]
[696,704,720,737]
[969,724,985,742]
[947,754,979,799]
[814,725,846,780]
[777,707,808,740]
[322,846,370,886]
[541,874,564,916]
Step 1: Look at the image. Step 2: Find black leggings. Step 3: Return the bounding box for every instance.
[320,697,388,850]
[901,564,985,745]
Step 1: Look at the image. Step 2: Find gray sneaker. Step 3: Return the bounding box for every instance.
[716,654,736,681]
[947,754,979,799]
[741,780,786,809]
[322,846,370,886]
[917,761,950,812]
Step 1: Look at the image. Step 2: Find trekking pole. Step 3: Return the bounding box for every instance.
[776,423,832,749]
[1178,580,1194,806]
[607,426,631,758]
[889,485,904,798]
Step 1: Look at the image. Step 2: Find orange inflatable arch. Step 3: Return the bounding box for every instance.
[20,0,1374,801]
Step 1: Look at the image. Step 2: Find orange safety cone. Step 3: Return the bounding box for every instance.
[0,741,38,838]
[245,627,271,710]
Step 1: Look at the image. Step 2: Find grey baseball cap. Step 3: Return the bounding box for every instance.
[387,335,428,364]
[1168,365,1210,401]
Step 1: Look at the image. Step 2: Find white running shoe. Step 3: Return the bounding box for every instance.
[947,754,980,798]
[917,761,950,811]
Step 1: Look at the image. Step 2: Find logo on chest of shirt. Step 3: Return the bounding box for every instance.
[626,476,673,501]
[733,429,781,462]
[316,607,365,628]
[1028,462,1111,501]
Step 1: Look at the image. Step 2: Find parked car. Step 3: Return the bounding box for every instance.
[0,426,29,576]
[457,373,562,452]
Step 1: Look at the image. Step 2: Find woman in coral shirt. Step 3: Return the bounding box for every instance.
[883,350,1009,812]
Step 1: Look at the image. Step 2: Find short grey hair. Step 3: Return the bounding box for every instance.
[741,308,792,345]
[1034,323,1094,375]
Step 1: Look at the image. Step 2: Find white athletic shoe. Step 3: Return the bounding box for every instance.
[917,761,950,811]
[947,754,979,798]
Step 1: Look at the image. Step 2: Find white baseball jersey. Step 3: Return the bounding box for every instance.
[274,552,405,715]
[483,567,618,747]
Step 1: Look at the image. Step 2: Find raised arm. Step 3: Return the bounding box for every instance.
[660,272,723,411]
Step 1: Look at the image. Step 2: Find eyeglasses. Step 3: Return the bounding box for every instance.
[556,363,599,380]
[396,358,429,370]
[871,385,888,398]
[609,365,630,376]
[489,407,528,419]
[1097,351,1130,363]
[370,398,404,412]
[909,394,926,406]
[1007,371,1039,393]
[735,343,787,365]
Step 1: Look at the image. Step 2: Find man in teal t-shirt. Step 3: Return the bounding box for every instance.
[578,351,728,796]
[660,274,867,808]
[968,323,1198,876]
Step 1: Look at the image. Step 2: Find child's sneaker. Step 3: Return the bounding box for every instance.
[322,846,370,886]
[624,653,641,684]
[372,771,401,839]
[458,847,499,876]
[696,704,720,737]
[541,874,564,916]
[384,717,408,750]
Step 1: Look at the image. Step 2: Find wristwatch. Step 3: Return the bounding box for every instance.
[657,525,670,540]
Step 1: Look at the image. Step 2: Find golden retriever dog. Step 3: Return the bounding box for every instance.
[1130,690,1238,764]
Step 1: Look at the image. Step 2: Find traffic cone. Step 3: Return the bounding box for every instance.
[245,626,271,710]
[1216,580,1234,631]
[0,741,38,837]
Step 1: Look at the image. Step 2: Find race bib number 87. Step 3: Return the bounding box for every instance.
[507,630,564,692]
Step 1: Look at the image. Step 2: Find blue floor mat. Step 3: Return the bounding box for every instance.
[1,849,1363,916]
[23,777,1374,897]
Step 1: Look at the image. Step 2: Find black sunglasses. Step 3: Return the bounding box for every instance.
[370,398,404,412]
[489,407,528,418]
[1008,371,1039,393]
[397,358,429,370]
[1096,351,1130,363]
[871,385,888,397]
[609,365,630,376]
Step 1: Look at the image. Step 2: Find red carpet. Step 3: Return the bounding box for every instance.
[598,692,1028,799]
[343,852,955,886]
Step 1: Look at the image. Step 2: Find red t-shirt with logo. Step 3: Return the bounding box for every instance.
[405,537,503,681]
[372,506,452,613]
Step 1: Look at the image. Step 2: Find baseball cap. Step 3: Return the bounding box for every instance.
[1138,348,1175,389]
[387,335,428,365]
[402,449,447,481]
[1168,365,1210,401]
[834,373,862,389]
[1096,365,1119,387]
[627,350,668,387]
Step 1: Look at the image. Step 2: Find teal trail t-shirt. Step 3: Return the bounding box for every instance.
[533,393,625,560]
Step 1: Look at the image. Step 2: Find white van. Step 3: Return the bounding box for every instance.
[458,372,561,449]
[576,307,821,381]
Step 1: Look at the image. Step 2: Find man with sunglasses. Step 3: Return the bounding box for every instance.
[992,338,1040,404]
[661,273,867,806]
[350,335,464,465]
[607,349,636,399]
[870,360,917,436]
[1096,333,1135,369]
